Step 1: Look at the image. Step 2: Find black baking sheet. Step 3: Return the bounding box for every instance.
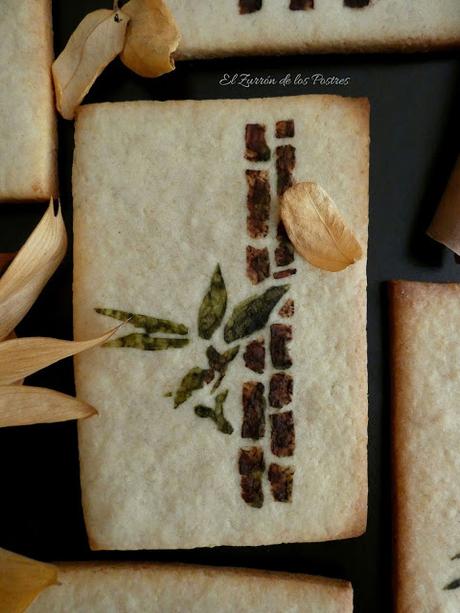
[0,2,459,611]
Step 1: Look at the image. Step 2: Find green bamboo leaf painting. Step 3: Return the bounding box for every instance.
[174,366,214,408]
[105,334,189,350]
[96,308,188,335]
[194,389,234,434]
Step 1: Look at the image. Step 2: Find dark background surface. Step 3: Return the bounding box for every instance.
[0,2,459,611]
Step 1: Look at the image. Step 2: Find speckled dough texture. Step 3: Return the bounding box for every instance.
[0,0,57,202]
[73,96,369,550]
[169,0,460,58]
[29,563,353,612]
[391,281,460,612]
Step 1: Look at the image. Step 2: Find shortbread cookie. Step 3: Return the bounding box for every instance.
[391,281,460,612]
[73,95,369,550]
[0,0,57,201]
[29,563,353,613]
[169,0,460,58]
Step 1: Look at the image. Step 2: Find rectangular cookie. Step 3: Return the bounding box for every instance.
[170,0,460,58]
[391,281,460,611]
[73,95,369,550]
[0,0,57,201]
[29,563,353,612]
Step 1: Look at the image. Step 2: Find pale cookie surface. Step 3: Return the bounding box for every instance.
[73,95,369,550]
[0,0,57,201]
[29,563,353,612]
[391,281,460,612]
[169,0,460,59]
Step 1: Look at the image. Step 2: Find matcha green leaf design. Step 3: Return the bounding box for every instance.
[95,308,188,335]
[174,366,214,408]
[195,390,234,434]
[105,334,189,350]
[206,345,240,392]
[444,578,460,591]
[96,268,289,438]
[198,265,227,340]
[223,285,290,343]
[444,554,460,590]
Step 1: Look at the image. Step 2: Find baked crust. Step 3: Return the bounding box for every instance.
[29,562,353,612]
[390,281,460,612]
[0,0,58,202]
[169,0,460,60]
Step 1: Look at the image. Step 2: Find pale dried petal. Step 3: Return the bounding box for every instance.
[280,182,363,272]
[120,0,180,78]
[5,331,24,385]
[0,327,119,386]
[0,548,57,613]
[52,9,130,120]
[0,201,67,342]
[427,156,460,255]
[0,386,96,428]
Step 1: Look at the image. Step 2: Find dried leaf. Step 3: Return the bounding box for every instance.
[52,9,130,120]
[0,201,67,342]
[0,386,96,428]
[198,265,227,340]
[0,548,58,613]
[0,328,119,386]
[223,285,289,344]
[427,156,460,256]
[120,0,180,78]
[280,182,363,272]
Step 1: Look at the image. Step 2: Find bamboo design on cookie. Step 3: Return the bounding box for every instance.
[97,265,286,439]
[240,119,297,507]
[239,446,265,508]
[96,308,190,350]
[344,0,370,6]
[289,0,314,9]
[444,554,460,590]
[268,463,294,502]
[239,0,372,12]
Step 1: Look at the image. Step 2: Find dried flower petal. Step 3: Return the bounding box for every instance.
[0,201,67,342]
[0,327,119,386]
[281,182,363,272]
[0,548,57,613]
[427,156,460,256]
[52,9,130,120]
[120,0,180,78]
[0,386,96,428]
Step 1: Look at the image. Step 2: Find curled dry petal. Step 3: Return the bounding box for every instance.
[0,386,96,428]
[0,548,57,613]
[0,327,120,386]
[0,200,67,342]
[280,182,363,272]
[120,0,181,78]
[427,156,460,256]
[52,9,130,120]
